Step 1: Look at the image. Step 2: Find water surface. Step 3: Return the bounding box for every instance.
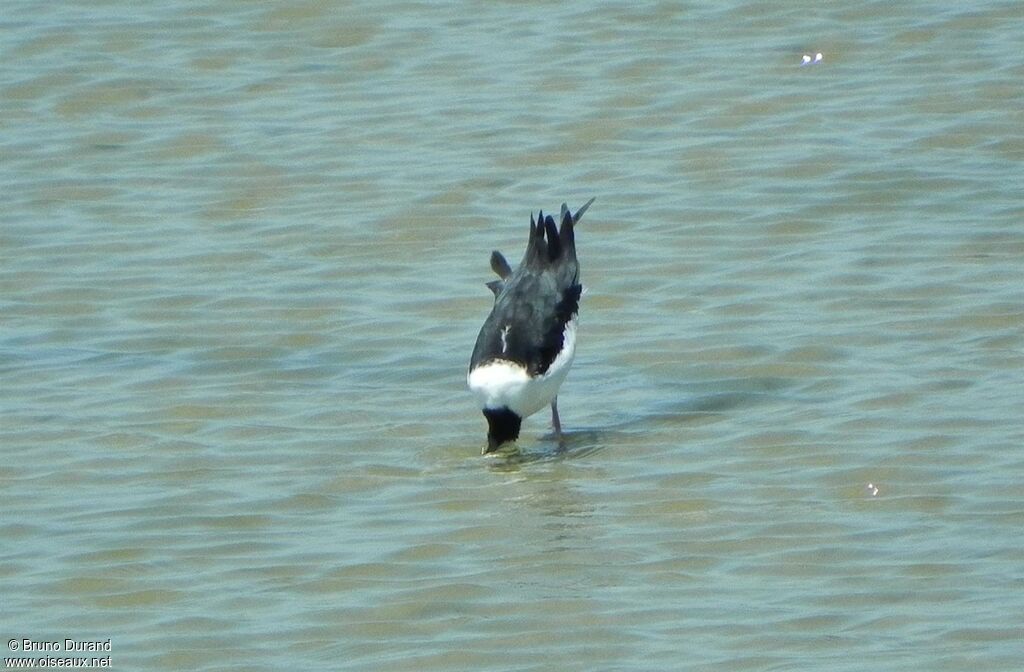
[2,1,1023,670]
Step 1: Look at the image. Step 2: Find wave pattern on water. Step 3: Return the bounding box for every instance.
[2,1,1023,670]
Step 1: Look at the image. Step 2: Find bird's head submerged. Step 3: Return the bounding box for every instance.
[482,407,522,454]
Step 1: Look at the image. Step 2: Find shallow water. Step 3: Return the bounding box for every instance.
[2,1,1023,670]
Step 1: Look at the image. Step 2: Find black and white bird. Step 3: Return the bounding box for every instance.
[468,198,595,453]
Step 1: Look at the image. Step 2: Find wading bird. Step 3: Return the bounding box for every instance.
[468,199,595,453]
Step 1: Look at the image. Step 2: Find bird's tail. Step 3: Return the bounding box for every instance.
[557,197,595,265]
[524,198,595,269]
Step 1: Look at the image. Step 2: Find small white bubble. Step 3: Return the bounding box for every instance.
[801,54,812,65]
[814,52,823,63]
[866,483,879,496]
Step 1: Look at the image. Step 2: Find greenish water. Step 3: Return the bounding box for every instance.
[2,1,1022,670]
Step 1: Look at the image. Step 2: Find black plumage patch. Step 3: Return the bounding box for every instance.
[490,250,512,279]
[483,406,522,452]
[470,200,592,377]
[543,214,562,262]
[470,277,580,376]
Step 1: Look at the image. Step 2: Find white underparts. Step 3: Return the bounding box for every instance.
[467,317,577,419]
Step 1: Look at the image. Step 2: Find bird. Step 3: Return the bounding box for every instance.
[468,198,595,454]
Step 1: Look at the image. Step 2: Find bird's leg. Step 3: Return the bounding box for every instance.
[551,397,564,448]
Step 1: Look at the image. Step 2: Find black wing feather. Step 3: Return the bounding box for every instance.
[471,200,592,375]
[471,275,580,375]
